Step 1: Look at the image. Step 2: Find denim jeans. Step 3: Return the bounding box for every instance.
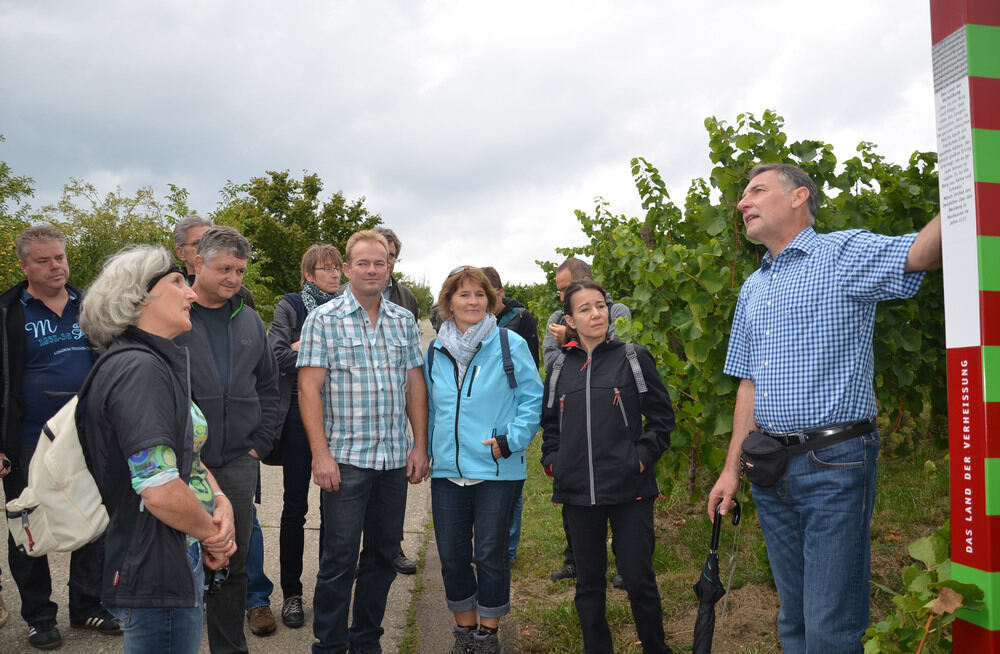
[313,464,407,654]
[245,504,274,610]
[506,491,523,563]
[205,453,259,654]
[4,441,104,625]
[753,432,880,654]
[431,478,522,618]
[109,542,204,654]
[279,404,312,598]
[565,499,670,654]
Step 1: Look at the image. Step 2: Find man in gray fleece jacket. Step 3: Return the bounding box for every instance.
[174,226,280,654]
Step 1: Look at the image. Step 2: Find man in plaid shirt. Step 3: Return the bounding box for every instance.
[708,163,941,654]
[298,229,429,654]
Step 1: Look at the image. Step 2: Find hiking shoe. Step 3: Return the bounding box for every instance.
[550,563,576,581]
[470,629,502,654]
[393,551,417,575]
[246,605,277,636]
[281,595,305,628]
[449,624,476,654]
[70,607,121,634]
[612,573,626,589]
[27,621,62,650]
[0,595,8,629]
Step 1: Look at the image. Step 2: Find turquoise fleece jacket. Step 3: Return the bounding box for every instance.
[425,327,543,480]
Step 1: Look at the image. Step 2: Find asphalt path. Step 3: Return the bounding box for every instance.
[0,319,496,654]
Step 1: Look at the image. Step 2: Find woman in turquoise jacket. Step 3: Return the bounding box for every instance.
[425,266,543,654]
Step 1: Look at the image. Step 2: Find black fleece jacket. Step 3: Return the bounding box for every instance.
[540,337,674,506]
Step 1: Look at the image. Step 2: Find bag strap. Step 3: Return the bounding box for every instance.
[499,328,516,389]
[497,308,517,328]
[426,338,437,380]
[545,351,567,409]
[624,343,647,394]
[283,292,307,327]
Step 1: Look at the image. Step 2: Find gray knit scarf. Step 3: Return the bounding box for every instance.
[437,314,497,383]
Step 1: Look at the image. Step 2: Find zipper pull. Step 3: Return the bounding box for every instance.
[613,389,621,405]
[560,396,565,412]
[22,512,35,552]
[580,357,590,371]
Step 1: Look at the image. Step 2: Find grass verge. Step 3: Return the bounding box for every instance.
[511,436,951,653]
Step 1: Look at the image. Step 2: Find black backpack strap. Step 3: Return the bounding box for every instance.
[283,293,307,327]
[499,328,516,389]
[497,308,517,328]
[545,351,567,409]
[426,338,437,380]
[624,343,647,394]
[77,346,149,400]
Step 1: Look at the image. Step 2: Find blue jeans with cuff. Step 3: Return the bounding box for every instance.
[431,478,522,618]
[752,431,880,654]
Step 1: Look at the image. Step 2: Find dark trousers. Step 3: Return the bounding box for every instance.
[562,503,619,568]
[206,454,259,654]
[3,441,104,626]
[279,405,311,598]
[313,464,406,654]
[565,499,670,654]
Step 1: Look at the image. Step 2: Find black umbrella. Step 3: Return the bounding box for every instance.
[692,500,741,654]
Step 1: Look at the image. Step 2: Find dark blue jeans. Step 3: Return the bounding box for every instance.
[3,441,104,625]
[109,542,204,654]
[431,478,522,618]
[279,405,312,598]
[313,464,407,654]
[753,432,880,654]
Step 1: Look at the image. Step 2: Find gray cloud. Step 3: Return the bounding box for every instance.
[1,0,937,285]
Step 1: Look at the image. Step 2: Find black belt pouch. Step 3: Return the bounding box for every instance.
[740,430,788,487]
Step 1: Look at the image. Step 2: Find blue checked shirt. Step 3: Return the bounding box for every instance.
[724,227,926,433]
[297,288,424,470]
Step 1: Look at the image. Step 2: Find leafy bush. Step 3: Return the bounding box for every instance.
[541,110,944,499]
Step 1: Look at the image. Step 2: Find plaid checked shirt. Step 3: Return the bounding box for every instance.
[724,227,926,433]
[297,288,423,470]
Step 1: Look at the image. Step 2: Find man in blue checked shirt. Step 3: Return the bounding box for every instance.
[707,163,941,654]
[297,229,429,654]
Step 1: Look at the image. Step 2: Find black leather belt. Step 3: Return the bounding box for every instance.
[762,419,877,447]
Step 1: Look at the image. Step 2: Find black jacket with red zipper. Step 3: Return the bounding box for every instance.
[540,336,674,506]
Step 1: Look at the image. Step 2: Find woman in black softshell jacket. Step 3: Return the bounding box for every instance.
[540,280,675,654]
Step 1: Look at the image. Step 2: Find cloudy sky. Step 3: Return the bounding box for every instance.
[1,1,937,289]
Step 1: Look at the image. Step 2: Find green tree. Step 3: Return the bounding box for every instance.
[0,135,36,289]
[36,179,176,290]
[214,170,381,319]
[543,110,943,498]
[398,273,433,318]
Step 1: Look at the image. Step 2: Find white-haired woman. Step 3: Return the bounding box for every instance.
[79,245,237,653]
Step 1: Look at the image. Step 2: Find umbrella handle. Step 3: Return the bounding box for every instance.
[711,499,741,551]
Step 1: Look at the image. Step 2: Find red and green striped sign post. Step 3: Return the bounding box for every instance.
[933,0,1000,649]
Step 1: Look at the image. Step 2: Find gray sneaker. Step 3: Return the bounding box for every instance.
[449,625,476,654]
[469,629,502,654]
